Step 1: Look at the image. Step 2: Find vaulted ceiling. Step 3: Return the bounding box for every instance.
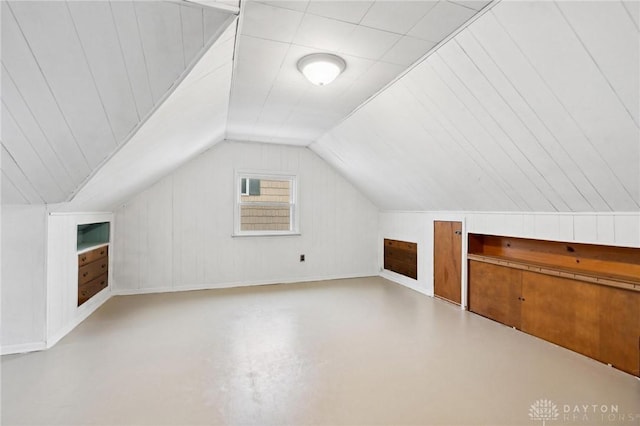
[313,0,639,212]
[2,0,638,213]
[227,0,490,144]
[1,0,236,204]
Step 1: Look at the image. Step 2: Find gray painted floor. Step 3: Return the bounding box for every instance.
[2,277,639,425]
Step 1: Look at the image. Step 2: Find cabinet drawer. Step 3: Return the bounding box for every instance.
[78,245,108,266]
[78,273,108,306]
[78,258,108,285]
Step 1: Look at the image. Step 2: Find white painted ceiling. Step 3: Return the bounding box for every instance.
[2,0,638,214]
[1,0,236,204]
[60,21,238,212]
[227,0,491,144]
[313,0,640,212]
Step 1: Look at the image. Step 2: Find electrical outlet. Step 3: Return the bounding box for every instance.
[300,254,305,262]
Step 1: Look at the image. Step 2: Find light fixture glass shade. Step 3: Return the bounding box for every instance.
[297,53,346,86]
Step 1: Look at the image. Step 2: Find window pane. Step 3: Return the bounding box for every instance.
[249,179,261,196]
[237,176,295,234]
[240,179,290,202]
[240,205,291,231]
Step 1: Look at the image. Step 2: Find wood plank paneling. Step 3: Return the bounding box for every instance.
[3,1,234,205]
[9,0,117,168]
[67,1,140,142]
[113,141,379,293]
[384,239,418,280]
[433,221,462,304]
[313,1,639,212]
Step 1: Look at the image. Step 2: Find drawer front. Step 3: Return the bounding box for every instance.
[78,258,109,285]
[78,245,108,266]
[78,273,108,306]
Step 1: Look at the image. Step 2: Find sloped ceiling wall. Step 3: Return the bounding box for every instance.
[1,0,235,204]
[58,21,237,212]
[312,0,639,212]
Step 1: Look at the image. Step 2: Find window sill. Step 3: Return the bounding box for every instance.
[232,232,301,238]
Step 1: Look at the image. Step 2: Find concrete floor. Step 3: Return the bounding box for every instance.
[2,277,639,425]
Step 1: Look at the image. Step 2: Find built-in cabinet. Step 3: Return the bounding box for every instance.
[468,234,640,377]
[384,239,418,279]
[78,245,109,306]
[76,222,110,306]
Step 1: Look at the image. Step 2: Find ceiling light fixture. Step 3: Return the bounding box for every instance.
[297,53,346,86]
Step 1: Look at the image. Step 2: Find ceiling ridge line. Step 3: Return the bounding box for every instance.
[462,29,598,211]
[437,42,567,211]
[492,5,638,210]
[4,2,93,173]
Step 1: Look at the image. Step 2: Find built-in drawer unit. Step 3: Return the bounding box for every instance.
[384,239,418,280]
[78,273,108,306]
[78,245,108,267]
[78,245,108,306]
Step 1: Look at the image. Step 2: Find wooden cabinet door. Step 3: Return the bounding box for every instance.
[521,272,600,360]
[433,221,462,305]
[468,260,522,328]
[599,285,640,376]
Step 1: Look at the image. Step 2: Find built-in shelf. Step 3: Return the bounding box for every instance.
[467,253,640,293]
[77,222,110,306]
[77,222,110,252]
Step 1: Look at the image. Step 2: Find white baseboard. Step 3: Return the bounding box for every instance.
[379,270,432,297]
[46,288,112,349]
[1,341,47,356]
[111,272,376,296]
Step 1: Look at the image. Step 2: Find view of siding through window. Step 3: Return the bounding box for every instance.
[240,179,291,231]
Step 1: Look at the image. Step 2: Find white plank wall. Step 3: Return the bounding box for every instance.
[379,211,640,300]
[113,141,379,294]
[1,205,47,353]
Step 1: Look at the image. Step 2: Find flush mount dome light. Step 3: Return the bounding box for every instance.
[297,53,346,86]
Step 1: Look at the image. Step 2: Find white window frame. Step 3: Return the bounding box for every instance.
[233,171,299,237]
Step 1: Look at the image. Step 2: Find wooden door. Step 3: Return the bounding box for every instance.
[598,285,640,376]
[468,261,522,329]
[520,272,600,360]
[433,221,462,305]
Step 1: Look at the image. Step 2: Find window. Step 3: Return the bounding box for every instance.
[240,178,261,196]
[234,172,298,236]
